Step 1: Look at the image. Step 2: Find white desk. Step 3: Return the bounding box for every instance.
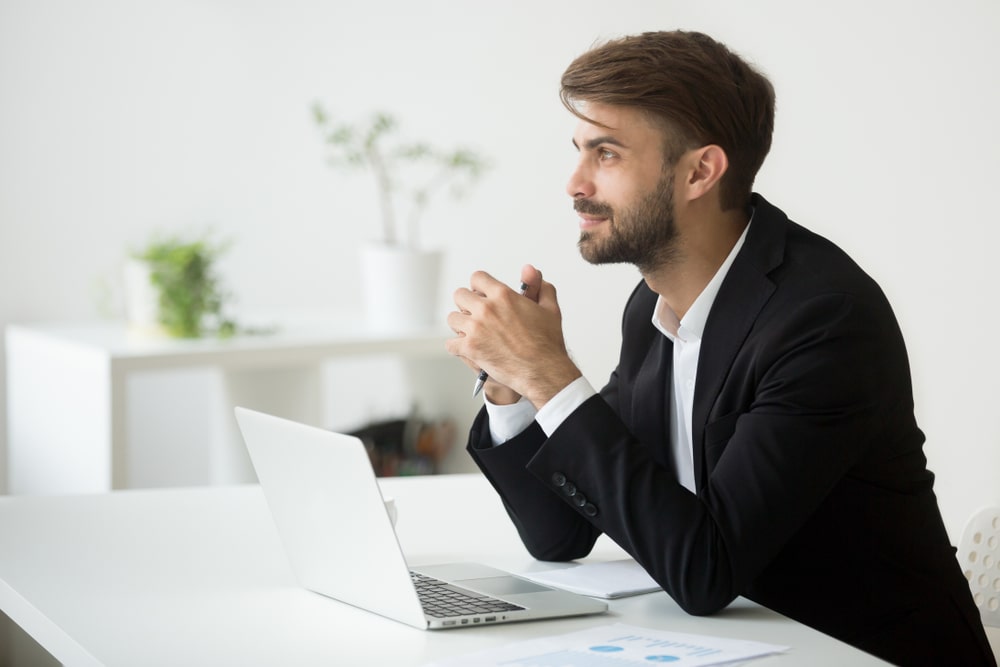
[5,317,477,493]
[0,473,889,666]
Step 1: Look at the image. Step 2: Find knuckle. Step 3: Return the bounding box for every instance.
[479,299,498,317]
[465,318,483,338]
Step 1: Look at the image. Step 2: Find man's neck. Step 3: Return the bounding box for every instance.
[643,207,750,320]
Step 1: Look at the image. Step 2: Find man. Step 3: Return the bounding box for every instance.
[445,31,995,665]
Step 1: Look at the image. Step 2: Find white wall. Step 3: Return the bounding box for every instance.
[1,0,998,539]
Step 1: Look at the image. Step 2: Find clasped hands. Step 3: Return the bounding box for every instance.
[445,264,581,408]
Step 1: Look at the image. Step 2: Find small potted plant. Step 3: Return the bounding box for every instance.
[124,235,236,339]
[311,104,490,332]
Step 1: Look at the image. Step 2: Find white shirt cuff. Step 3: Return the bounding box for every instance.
[535,376,597,437]
[484,377,597,445]
[485,395,538,445]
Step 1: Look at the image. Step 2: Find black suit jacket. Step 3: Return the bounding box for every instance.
[468,194,995,666]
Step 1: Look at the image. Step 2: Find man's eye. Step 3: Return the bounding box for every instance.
[599,149,616,160]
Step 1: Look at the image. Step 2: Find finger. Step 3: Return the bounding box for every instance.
[446,310,468,336]
[443,328,476,365]
[442,340,482,376]
[452,286,485,314]
[454,354,481,374]
[467,270,506,297]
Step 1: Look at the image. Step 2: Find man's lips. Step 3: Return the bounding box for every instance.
[578,214,608,230]
[574,200,612,230]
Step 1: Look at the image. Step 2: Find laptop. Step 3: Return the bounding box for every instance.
[234,406,607,630]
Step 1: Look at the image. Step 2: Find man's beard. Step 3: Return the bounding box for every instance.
[576,170,679,274]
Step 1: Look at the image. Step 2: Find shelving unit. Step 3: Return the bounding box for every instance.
[5,315,478,494]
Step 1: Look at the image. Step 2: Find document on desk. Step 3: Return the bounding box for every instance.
[427,622,789,666]
[518,559,661,598]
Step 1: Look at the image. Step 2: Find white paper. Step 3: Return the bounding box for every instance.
[426,622,789,667]
[518,559,661,598]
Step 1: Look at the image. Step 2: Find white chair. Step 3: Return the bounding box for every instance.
[959,506,1000,627]
[958,506,1000,661]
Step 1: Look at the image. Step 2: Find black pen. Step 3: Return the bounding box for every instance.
[472,281,529,397]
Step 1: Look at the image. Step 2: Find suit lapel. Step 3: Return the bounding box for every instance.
[691,195,786,489]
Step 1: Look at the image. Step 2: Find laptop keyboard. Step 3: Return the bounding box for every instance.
[410,571,525,618]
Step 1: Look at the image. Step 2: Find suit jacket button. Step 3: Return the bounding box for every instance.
[573,494,587,507]
[552,472,567,487]
[562,482,577,497]
[583,503,598,517]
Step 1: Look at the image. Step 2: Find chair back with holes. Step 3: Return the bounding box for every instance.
[958,506,1000,627]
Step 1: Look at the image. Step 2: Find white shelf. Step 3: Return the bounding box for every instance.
[9,315,452,364]
[5,315,475,494]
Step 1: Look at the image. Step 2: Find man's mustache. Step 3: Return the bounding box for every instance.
[574,199,614,218]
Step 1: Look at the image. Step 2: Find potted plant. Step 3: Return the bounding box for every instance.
[311,104,490,332]
[124,235,237,339]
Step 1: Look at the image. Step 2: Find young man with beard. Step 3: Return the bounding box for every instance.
[445,31,994,665]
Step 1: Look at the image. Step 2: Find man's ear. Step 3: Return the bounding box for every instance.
[680,145,728,203]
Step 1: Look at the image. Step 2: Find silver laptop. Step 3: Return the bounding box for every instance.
[234,406,607,630]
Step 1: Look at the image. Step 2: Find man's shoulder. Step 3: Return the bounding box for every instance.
[749,194,880,297]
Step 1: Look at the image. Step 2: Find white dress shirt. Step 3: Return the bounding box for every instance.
[486,220,751,493]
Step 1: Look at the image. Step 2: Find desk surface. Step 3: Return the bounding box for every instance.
[0,474,887,666]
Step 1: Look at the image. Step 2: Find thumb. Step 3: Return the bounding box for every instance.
[536,274,560,315]
[520,263,543,303]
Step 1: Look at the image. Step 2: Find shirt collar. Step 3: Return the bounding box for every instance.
[652,211,753,343]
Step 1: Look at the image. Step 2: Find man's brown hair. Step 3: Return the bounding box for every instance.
[560,31,775,211]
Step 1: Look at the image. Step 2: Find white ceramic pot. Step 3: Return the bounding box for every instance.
[123,258,166,337]
[360,244,443,334]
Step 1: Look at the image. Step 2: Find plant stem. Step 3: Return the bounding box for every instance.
[366,144,397,245]
[407,163,462,248]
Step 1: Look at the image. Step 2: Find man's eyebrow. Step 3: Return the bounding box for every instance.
[572,135,628,151]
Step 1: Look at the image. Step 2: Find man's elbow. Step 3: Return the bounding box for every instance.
[668,578,737,617]
[674,595,731,617]
[524,540,593,563]
[515,521,597,563]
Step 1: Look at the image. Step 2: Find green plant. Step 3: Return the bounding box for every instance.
[135,236,236,338]
[311,104,490,248]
